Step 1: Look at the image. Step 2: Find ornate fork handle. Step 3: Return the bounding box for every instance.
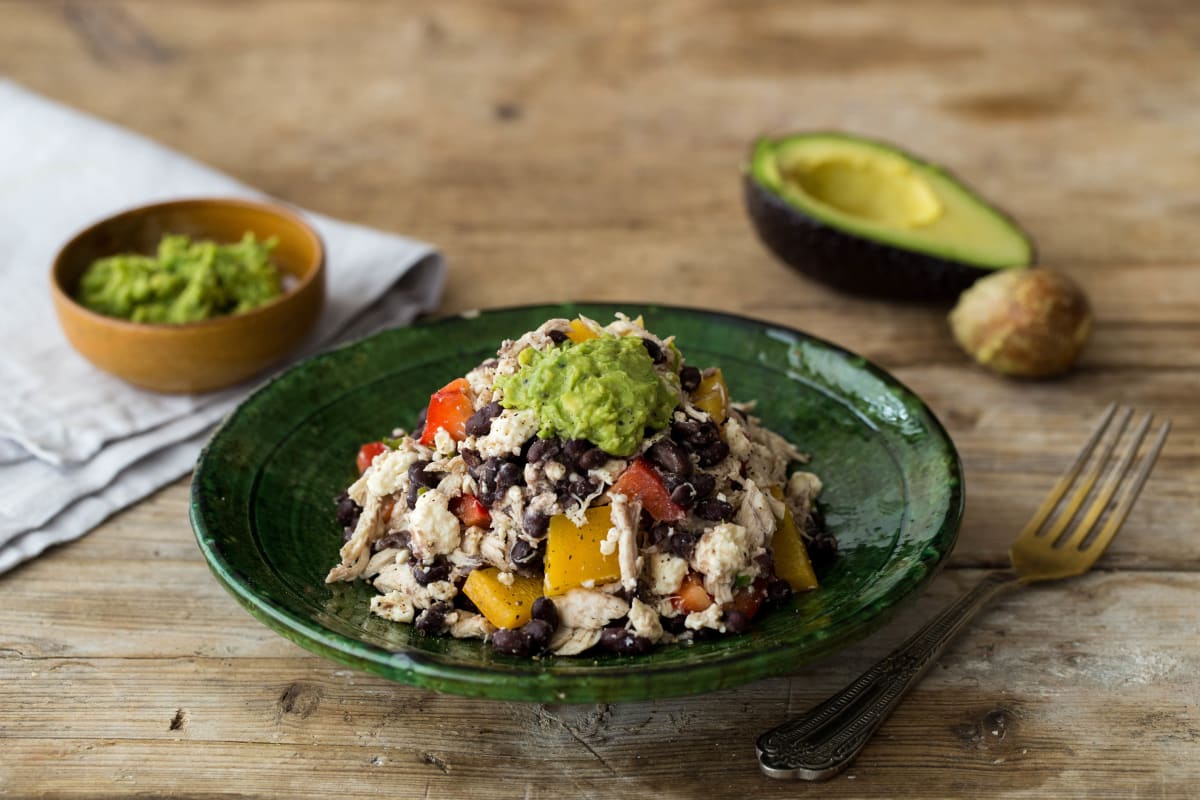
[757,569,1021,780]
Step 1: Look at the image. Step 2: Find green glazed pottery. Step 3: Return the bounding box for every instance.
[191,303,963,703]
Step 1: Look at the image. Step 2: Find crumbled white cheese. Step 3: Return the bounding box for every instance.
[433,428,457,457]
[497,571,515,587]
[425,580,458,602]
[449,611,496,639]
[408,491,462,559]
[474,409,539,458]
[787,471,823,503]
[628,598,664,643]
[370,591,414,623]
[645,552,688,596]
[366,448,423,497]
[587,458,626,486]
[685,603,724,632]
[692,522,752,604]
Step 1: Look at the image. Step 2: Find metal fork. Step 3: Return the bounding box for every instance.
[757,403,1171,780]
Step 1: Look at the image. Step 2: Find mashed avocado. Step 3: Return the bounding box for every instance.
[496,335,678,456]
[77,233,282,324]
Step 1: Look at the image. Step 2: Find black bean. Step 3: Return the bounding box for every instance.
[413,559,449,586]
[577,447,611,471]
[548,329,569,345]
[413,405,428,439]
[662,614,689,635]
[695,440,730,468]
[755,550,776,575]
[695,497,734,522]
[372,531,411,554]
[523,508,550,538]
[464,401,503,437]
[670,419,699,443]
[491,627,530,656]
[414,602,451,636]
[477,458,502,505]
[334,490,362,529]
[807,529,839,576]
[496,461,525,492]
[561,438,593,469]
[723,609,752,635]
[691,421,721,446]
[765,577,793,607]
[454,591,480,614]
[645,439,691,477]
[510,538,538,566]
[598,628,653,655]
[531,597,559,629]
[690,472,716,498]
[522,619,554,653]
[461,447,483,472]
[647,521,674,549]
[679,365,702,393]
[669,482,697,508]
[526,437,561,464]
[666,530,698,560]
[409,460,438,488]
[641,337,665,364]
[568,477,596,499]
[805,506,827,537]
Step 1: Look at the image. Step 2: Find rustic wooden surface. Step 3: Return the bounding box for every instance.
[2,1,1198,797]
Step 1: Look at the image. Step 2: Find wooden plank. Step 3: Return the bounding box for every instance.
[2,570,1198,798]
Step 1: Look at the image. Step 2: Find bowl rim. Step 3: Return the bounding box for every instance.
[50,196,326,332]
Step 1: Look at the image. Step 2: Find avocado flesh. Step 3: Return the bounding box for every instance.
[746,133,1034,298]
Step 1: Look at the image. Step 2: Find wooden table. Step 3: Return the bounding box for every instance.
[3,2,1198,797]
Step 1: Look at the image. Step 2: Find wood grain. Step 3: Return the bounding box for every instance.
[1,0,1198,797]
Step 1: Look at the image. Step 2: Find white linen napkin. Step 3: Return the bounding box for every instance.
[0,81,446,573]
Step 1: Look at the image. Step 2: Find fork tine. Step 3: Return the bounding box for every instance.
[1015,402,1118,543]
[1039,406,1133,546]
[1077,419,1171,555]
[1060,412,1154,552]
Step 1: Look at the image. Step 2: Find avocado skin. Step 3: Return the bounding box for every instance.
[743,175,1035,301]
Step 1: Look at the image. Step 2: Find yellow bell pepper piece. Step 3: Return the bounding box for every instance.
[566,318,599,343]
[462,568,544,629]
[772,503,819,592]
[692,368,729,424]
[543,506,621,596]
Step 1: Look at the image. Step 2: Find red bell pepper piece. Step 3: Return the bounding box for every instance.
[356,441,389,474]
[449,494,492,528]
[671,573,713,613]
[730,578,768,619]
[419,378,474,447]
[610,458,686,522]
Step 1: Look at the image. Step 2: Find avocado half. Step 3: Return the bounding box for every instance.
[744,132,1035,300]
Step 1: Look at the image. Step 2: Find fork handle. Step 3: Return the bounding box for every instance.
[757,569,1020,780]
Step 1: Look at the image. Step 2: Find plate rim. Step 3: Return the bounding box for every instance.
[191,301,964,703]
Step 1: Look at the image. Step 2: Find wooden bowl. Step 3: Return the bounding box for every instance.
[51,198,325,394]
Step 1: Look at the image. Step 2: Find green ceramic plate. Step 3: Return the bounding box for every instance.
[191,303,963,703]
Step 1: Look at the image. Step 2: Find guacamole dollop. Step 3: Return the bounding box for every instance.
[77,233,282,324]
[495,335,679,457]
